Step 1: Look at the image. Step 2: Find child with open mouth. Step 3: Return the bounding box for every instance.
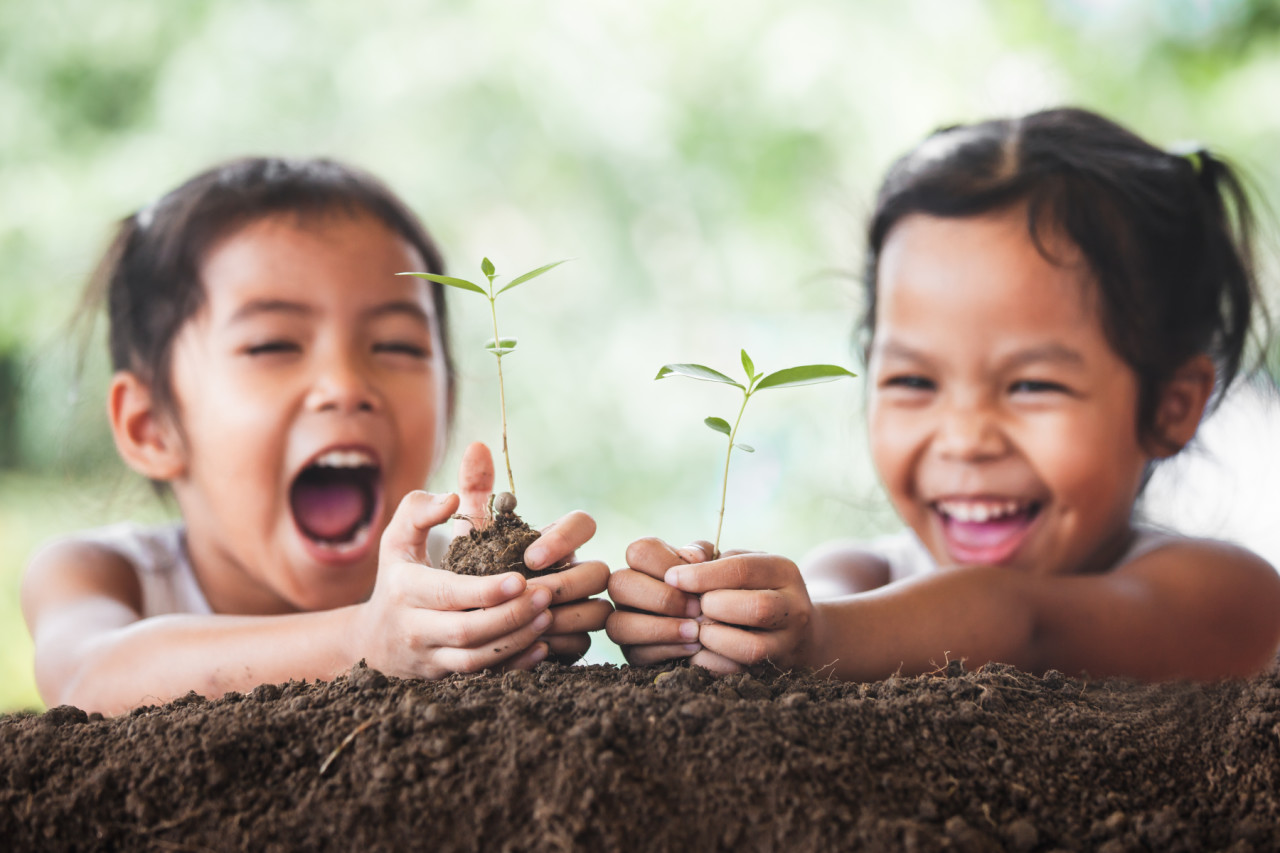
[22,157,611,715]
[608,107,1280,682]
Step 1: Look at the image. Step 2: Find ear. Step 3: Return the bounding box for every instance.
[1147,354,1215,458]
[108,371,186,481]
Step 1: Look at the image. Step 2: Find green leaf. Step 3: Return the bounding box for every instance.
[735,443,755,453]
[704,417,731,436]
[484,337,518,355]
[496,259,570,294]
[481,257,496,278]
[740,349,755,379]
[398,271,487,296]
[655,364,744,389]
[756,364,857,390]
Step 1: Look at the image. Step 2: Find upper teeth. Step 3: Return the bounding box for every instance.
[936,499,1025,523]
[313,449,376,469]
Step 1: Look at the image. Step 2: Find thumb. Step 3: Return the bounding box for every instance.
[455,441,495,537]
[380,490,459,566]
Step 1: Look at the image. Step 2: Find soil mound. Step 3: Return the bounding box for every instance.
[443,511,542,578]
[3,659,1278,851]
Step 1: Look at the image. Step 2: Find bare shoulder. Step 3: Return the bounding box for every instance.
[21,537,145,628]
[800,539,893,597]
[1117,534,1280,588]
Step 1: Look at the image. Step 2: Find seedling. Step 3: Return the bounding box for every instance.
[656,350,855,557]
[401,257,567,502]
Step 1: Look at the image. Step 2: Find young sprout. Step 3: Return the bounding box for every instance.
[401,257,568,498]
[656,350,856,557]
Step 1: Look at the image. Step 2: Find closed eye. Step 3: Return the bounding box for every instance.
[1009,379,1069,394]
[374,341,430,358]
[882,375,935,392]
[245,340,300,356]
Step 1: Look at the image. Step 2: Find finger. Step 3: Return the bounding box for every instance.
[606,609,701,647]
[700,588,793,630]
[415,586,553,648]
[689,647,743,674]
[543,598,614,635]
[410,566,533,613]
[528,560,609,603]
[623,537,688,580]
[380,491,460,565]
[500,641,550,672]
[608,568,700,618]
[426,600,556,671]
[454,441,495,537]
[525,511,597,570]
[676,540,716,564]
[664,553,799,594]
[622,642,701,666]
[545,633,591,664]
[697,621,782,667]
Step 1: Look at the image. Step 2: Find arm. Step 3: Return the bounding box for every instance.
[22,492,561,716]
[800,540,892,598]
[799,538,1280,682]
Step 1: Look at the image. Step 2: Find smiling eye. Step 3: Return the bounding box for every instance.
[246,340,300,356]
[883,375,935,392]
[1009,379,1067,394]
[374,341,430,358]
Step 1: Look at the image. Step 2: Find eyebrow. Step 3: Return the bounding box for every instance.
[873,339,1086,368]
[227,299,432,326]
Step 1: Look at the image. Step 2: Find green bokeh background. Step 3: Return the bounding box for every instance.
[3,0,1279,713]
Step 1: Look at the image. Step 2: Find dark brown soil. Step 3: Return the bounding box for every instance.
[443,511,543,578]
[3,658,1279,852]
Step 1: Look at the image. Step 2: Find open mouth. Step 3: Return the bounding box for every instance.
[933,498,1042,566]
[290,449,382,552]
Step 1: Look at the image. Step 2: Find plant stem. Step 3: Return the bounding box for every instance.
[714,390,752,558]
[488,293,516,495]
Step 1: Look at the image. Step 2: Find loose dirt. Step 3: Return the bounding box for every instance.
[3,658,1278,851]
[442,511,543,578]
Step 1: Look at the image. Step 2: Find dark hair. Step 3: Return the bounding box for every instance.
[862,107,1260,447]
[83,156,455,426]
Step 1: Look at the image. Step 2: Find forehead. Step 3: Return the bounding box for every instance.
[875,209,1099,343]
[198,211,432,315]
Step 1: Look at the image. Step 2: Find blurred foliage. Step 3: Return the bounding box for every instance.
[3,0,1280,711]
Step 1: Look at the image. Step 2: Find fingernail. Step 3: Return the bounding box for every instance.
[531,587,553,609]
[533,610,553,631]
[524,548,546,570]
[684,598,701,618]
[500,575,524,596]
[682,643,702,654]
[679,620,699,640]
[531,643,548,662]
[665,567,682,587]
[677,545,705,563]
[431,492,453,507]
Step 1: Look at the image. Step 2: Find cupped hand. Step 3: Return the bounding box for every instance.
[351,490,554,679]
[606,537,714,665]
[663,550,814,673]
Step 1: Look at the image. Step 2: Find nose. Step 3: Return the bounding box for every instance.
[305,348,377,414]
[933,396,1007,461]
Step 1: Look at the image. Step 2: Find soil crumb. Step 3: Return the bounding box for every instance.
[442,511,542,578]
[3,659,1279,851]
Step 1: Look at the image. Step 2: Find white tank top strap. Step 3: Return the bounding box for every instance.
[72,522,212,617]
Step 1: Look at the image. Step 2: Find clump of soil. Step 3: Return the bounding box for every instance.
[441,509,543,578]
[3,658,1280,851]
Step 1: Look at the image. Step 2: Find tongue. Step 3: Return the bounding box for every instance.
[292,479,368,541]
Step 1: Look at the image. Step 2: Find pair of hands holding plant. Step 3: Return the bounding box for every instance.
[606,538,816,672]
[354,442,612,681]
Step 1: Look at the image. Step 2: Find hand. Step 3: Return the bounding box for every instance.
[606,537,712,666]
[456,441,612,664]
[351,490,554,680]
[665,550,815,674]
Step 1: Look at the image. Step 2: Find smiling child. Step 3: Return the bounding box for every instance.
[22,158,611,715]
[608,107,1280,682]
